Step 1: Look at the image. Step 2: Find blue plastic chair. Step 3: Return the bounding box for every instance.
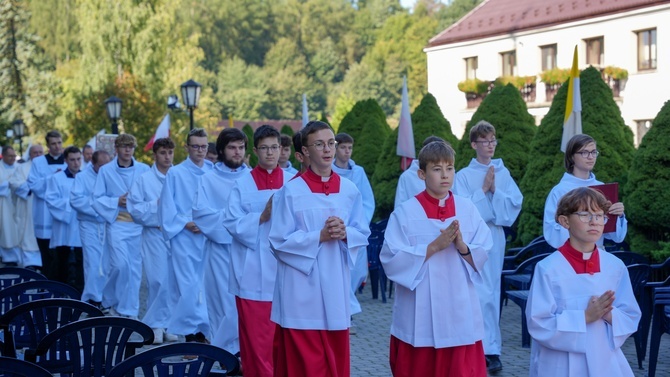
[501,253,550,348]
[0,298,103,359]
[625,263,651,369]
[647,286,670,377]
[501,239,553,311]
[0,280,81,317]
[107,342,240,377]
[609,251,650,266]
[0,267,46,291]
[26,316,154,377]
[0,356,54,377]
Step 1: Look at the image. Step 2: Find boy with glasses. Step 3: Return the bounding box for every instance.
[453,120,523,373]
[159,128,213,343]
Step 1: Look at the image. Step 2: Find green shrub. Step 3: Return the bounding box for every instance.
[457,78,490,94]
[516,66,635,245]
[371,93,458,220]
[625,100,670,260]
[242,124,257,168]
[539,68,570,85]
[493,75,537,90]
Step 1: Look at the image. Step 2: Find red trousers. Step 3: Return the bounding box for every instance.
[390,336,486,377]
[273,325,350,377]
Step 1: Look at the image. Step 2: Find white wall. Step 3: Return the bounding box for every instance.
[425,4,670,143]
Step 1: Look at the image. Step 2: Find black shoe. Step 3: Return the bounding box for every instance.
[485,355,503,373]
[185,332,210,344]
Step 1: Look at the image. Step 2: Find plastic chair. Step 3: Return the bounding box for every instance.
[0,298,103,359]
[610,251,650,266]
[626,263,651,369]
[107,342,240,377]
[0,356,54,377]
[647,286,670,377]
[501,239,553,310]
[638,260,670,371]
[367,235,389,302]
[0,280,81,316]
[26,316,154,377]
[0,267,46,291]
[501,253,550,348]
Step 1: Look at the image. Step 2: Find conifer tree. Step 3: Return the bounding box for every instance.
[242,124,256,167]
[371,93,458,220]
[625,100,670,261]
[517,66,635,244]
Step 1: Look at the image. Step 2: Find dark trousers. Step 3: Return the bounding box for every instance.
[53,246,84,293]
[36,238,54,278]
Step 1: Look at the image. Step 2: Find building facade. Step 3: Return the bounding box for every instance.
[425,0,670,144]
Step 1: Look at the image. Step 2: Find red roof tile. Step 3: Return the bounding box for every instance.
[428,0,668,47]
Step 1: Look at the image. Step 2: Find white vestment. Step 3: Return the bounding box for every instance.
[526,251,640,377]
[45,170,81,248]
[332,159,375,315]
[544,173,628,249]
[282,161,298,176]
[0,162,20,263]
[380,194,492,348]
[70,164,108,303]
[128,164,172,329]
[193,162,249,353]
[159,158,213,336]
[453,158,523,355]
[394,160,423,209]
[26,155,66,239]
[268,171,371,330]
[9,161,40,267]
[92,157,150,316]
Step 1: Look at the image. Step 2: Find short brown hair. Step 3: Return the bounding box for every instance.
[335,133,354,145]
[280,134,292,148]
[555,187,611,223]
[115,134,137,148]
[418,141,455,171]
[187,128,208,145]
[564,134,596,173]
[469,121,496,143]
[153,137,175,153]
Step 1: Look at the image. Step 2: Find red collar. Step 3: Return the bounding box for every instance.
[289,170,304,181]
[250,165,284,190]
[558,240,601,275]
[301,168,340,195]
[415,190,455,221]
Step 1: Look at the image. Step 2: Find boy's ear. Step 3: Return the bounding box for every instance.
[471,141,478,150]
[294,152,304,163]
[558,215,570,230]
[417,169,426,181]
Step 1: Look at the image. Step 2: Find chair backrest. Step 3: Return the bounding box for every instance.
[0,356,54,377]
[367,234,384,270]
[0,280,81,316]
[0,298,103,358]
[652,286,670,308]
[370,218,388,238]
[107,342,240,377]
[505,253,551,286]
[627,263,651,298]
[504,240,553,270]
[0,267,46,290]
[32,316,154,377]
[610,251,650,266]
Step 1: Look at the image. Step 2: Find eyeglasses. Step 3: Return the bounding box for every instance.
[572,211,609,224]
[189,144,209,151]
[308,141,337,151]
[474,139,498,147]
[575,150,599,158]
[257,145,280,153]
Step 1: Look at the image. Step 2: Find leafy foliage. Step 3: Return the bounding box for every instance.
[516,66,635,245]
[242,124,256,167]
[625,100,670,261]
[371,93,457,220]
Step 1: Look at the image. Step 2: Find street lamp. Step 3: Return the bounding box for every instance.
[180,79,201,130]
[12,119,26,157]
[105,96,123,134]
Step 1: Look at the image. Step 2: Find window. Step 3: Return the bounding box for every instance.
[637,28,657,70]
[636,120,653,145]
[501,50,516,76]
[540,44,557,71]
[584,37,604,66]
[465,57,478,79]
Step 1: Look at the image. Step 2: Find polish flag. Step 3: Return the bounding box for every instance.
[396,76,415,170]
[144,114,170,152]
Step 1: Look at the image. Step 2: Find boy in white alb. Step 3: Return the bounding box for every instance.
[394,136,446,209]
[278,134,298,175]
[453,121,523,372]
[127,138,176,344]
[269,121,370,377]
[381,141,492,377]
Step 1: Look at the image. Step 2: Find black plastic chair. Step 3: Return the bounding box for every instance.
[26,316,154,377]
[107,342,240,377]
[0,356,54,377]
[638,260,670,371]
[610,251,650,266]
[0,298,103,359]
[0,280,81,317]
[501,239,553,310]
[501,253,550,348]
[647,286,670,377]
[0,267,46,291]
[626,263,651,369]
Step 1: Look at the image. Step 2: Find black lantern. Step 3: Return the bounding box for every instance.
[180,79,201,130]
[12,119,26,156]
[105,96,123,134]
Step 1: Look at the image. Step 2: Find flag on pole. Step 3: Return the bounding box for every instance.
[87,129,106,151]
[144,114,171,152]
[396,76,415,170]
[561,45,582,152]
[302,93,309,128]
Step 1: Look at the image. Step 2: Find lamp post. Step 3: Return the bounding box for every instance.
[12,119,26,157]
[180,79,202,131]
[105,96,123,134]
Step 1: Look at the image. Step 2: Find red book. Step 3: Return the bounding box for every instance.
[589,182,618,233]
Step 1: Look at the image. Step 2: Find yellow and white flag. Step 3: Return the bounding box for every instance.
[561,46,582,152]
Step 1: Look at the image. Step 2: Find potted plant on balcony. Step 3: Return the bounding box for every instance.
[457,78,491,108]
[602,66,628,97]
[540,68,570,102]
[494,75,537,102]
